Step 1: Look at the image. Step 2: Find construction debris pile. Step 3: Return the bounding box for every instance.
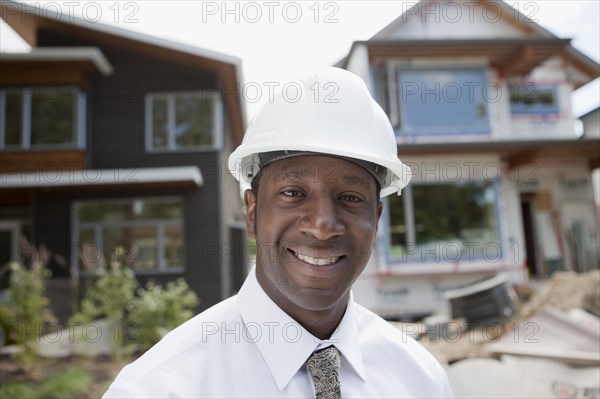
[409,270,600,399]
[520,270,600,318]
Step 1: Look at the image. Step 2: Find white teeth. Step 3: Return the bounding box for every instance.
[296,253,339,266]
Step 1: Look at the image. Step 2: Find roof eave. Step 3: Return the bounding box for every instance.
[1,47,114,75]
[0,0,247,146]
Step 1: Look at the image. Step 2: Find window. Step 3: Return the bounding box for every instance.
[373,67,491,135]
[388,181,501,263]
[145,91,222,151]
[0,87,85,150]
[74,198,184,273]
[510,84,559,115]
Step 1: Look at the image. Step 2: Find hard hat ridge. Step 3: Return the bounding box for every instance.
[256,150,388,190]
[228,67,412,198]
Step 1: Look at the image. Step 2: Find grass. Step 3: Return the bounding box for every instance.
[0,366,93,399]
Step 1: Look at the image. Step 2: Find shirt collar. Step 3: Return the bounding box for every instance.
[326,293,366,381]
[237,268,366,391]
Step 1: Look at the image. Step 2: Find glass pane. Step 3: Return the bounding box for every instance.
[104,226,158,271]
[79,229,101,272]
[373,66,392,119]
[388,193,407,258]
[399,70,489,133]
[136,200,183,219]
[175,95,215,147]
[0,207,30,220]
[412,182,499,261]
[30,87,76,145]
[510,85,559,115]
[4,90,23,146]
[78,202,133,223]
[390,182,500,262]
[164,224,183,268]
[152,97,169,148]
[0,230,13,290]
[0,231,13,267]
[78,200,182,223]
[77,199,184,272]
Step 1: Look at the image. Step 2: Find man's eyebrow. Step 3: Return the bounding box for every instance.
[276,171,372,185]
[341,175,372,188]
[270,167,373,187]
[271,168,310,183]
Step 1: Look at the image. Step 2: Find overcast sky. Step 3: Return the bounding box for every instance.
[1,0,598,120]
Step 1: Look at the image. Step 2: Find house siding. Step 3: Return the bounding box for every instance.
[33,186,223,322]
[21,29,232,320]
[346,0,599,318]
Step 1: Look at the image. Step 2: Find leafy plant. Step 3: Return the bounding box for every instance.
[70,247,200,354]
[128,278,199,350]
[38,366,93,398]
[0,366,92,399]
[0,382,38,399]
[70,260,138,327]
[0,239,55,372]
[70,253,138,360]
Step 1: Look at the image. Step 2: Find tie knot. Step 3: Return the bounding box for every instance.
[307,346,342,399]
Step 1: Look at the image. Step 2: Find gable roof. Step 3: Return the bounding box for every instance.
[337,0,598,85]
[0,0,247,145]
[371,0,555,40]
[356,38,572,77]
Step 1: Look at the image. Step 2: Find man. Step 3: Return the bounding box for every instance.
[104,67,454,398]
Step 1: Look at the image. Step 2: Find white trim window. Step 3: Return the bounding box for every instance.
[145,91,222,152]
[0,86,85,151]
[74,197,184,274]
[387,180,501,263]
[509,84,559,115]
[372,66,491,136]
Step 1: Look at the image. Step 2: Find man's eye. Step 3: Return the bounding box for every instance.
[339,195,361,202]
[282,190,303,197]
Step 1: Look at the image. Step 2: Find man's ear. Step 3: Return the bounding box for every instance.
[244,189,257,239]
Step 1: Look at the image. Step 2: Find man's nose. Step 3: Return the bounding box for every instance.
[298,194,345,241]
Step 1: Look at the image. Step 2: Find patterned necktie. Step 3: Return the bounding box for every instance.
[307,346,342,399]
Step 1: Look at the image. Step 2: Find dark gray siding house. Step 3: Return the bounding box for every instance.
[0,0,247,322]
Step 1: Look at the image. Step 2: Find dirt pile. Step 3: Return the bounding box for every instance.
[519,270,600,318]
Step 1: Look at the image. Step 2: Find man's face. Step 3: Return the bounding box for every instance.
[244,155,383,317]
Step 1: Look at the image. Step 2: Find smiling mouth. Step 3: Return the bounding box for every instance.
[288,249,345,266]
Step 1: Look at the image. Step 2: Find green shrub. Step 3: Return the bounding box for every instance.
[70,252,200,353]
[71,262,138,327]
[0,367,92,399]
[0,382,38,399]
[38,366,93,398]
[70,260,138,359]
[128,278,199,350]
[0,261,55,366]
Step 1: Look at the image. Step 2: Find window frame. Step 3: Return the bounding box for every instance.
[384,179,503,265]
[72,196,186,275]
[372,65,493,136]
[0,86,86,151]
[144,90,223,153]
[509,84,560,116]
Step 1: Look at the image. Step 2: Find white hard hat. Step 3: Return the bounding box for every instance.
[228,67,411,197]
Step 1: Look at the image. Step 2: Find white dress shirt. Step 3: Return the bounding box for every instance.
[104,268,454,398]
